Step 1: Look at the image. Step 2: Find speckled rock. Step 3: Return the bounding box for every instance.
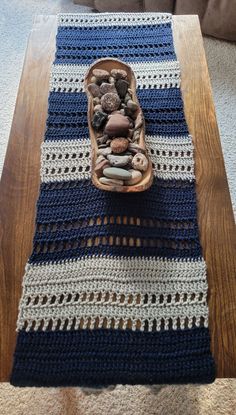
[92,111,108,130]
[104,113,130,137]
[107,154,131,167]
[126,169,142,185]
[100,82,116,95]
[111,68,127,79]
[103,167,132,181]
[88,83,101,98]
[92,68,110,81]
[110,137,129,154]
[131,153,149,172]
[99,177,124,186]
[101,93,121,112]
[116,79,129,98]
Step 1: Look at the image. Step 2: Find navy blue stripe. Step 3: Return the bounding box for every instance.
[137,88,189,135]
[57,32,173,48]
[10,328,215,386]
[31,225,201,263]
[29,244,202,264]
[57,23,173,41]
[45,89,188,141]
[28,178,202,263]
[55,24,176,64]
[37,179,197,224]
[45,92,88,141]
[34,223,199,243]
[47,91,87,111]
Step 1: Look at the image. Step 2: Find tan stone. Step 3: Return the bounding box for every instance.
[110,137,129,154]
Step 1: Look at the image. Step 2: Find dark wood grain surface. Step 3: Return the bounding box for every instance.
[0,15,235,381]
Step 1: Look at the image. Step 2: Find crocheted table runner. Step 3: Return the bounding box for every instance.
[11,12,215,387]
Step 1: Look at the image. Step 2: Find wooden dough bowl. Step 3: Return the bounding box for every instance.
[84,58,153,193]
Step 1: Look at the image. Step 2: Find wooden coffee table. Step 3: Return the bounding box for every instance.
[0,15,235,381]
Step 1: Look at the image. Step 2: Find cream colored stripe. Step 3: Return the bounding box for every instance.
[40,139,91,183]
[18,302,208,332]
[17,257,208,332]
[58,12,172,28]
[50,60,180,93]
[23,280,207,297]
[24,256,207,285]
[146,135,195,180]
[40,135,194,183]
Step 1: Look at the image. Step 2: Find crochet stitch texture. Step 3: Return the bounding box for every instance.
[10,12,215,387]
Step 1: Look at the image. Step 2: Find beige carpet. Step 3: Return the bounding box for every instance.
[1,1,236,413]
[0,380,236,415]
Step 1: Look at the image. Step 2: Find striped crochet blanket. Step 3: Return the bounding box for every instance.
[11,12,215,387]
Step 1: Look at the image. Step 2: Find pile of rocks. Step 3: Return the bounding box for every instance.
[88,67,149,187]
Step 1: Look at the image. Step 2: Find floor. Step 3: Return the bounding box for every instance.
[0,380,236,415]
[0,0,236,414]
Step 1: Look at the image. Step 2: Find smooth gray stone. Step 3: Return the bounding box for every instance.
[107,154,132,167]
[98,147,112,156]
[103,167,132,180]
[99,177,124,186]
[126,169,142,185]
